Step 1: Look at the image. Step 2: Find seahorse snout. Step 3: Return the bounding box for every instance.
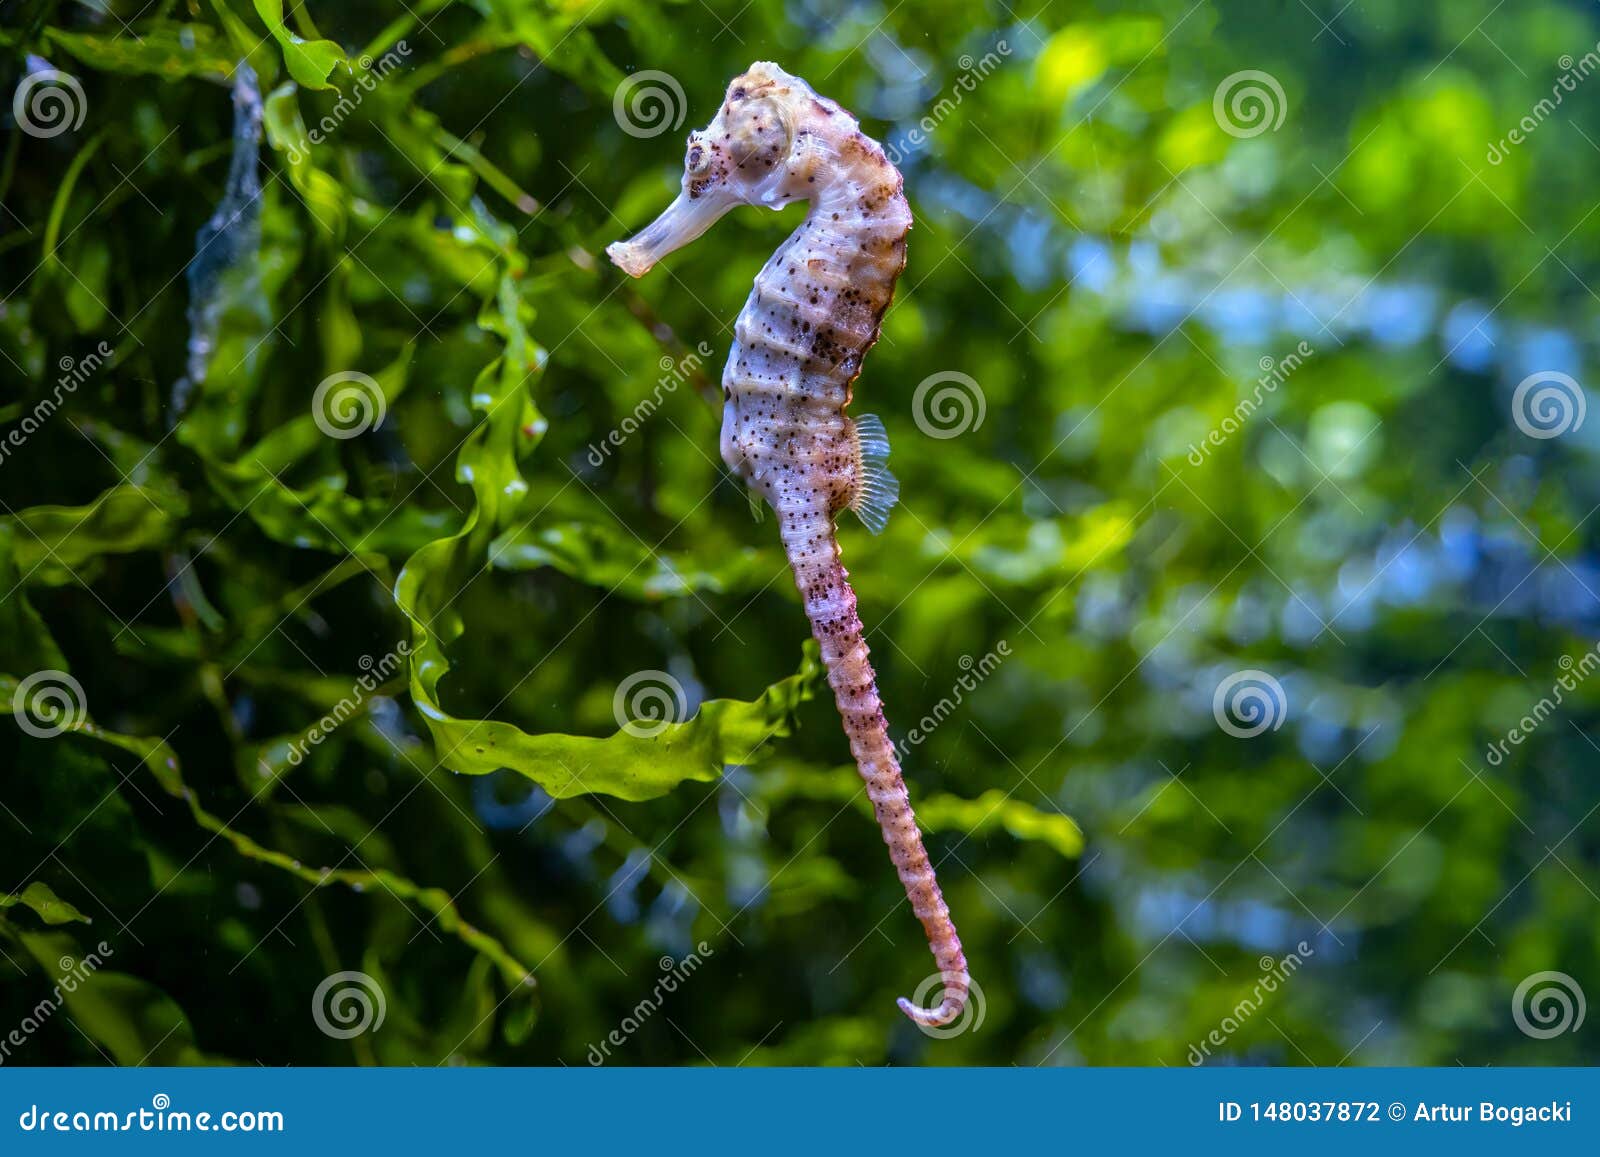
[604,240,656,279]
[606,189,739,278]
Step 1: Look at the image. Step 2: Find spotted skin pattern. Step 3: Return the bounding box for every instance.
[608,62,970,1028]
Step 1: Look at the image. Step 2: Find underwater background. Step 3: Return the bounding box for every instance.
[1,0,1597,1066]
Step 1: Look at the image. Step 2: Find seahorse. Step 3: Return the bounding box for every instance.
[607,61,969,1027]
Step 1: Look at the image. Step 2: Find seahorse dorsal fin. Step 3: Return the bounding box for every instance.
[848,413,899,535]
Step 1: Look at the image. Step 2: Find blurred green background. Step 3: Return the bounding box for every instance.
[1,0,1597,1066]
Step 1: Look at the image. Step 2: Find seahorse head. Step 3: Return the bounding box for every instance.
[608,61,843,277]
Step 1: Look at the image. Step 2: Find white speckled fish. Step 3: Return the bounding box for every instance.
[609,61,969,1027]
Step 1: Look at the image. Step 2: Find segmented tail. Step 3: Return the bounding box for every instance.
[777,501,969,1026]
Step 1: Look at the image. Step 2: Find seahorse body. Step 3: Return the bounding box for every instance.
[608,61,969,1028]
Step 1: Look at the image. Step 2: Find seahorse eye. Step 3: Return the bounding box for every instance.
[685,133,709,175]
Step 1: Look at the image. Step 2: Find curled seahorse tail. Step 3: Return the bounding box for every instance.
[898,976,970,1027]
[778,503,970,1027]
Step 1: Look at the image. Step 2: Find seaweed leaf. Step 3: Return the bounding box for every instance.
[756,765,1084,860]
[0,882,91,926]
[251,0,346,91]
[187,343,458,555]
[1,485,185,587]
[488,519,778,600]
[44,24,238,79]
[0,674,539,1002]
[261,82,349,237]
[8,930,216,1065]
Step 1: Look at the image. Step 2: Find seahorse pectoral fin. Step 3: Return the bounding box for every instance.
[746,486,766,524]
[847,413,900,535]
[606,188,740,278]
